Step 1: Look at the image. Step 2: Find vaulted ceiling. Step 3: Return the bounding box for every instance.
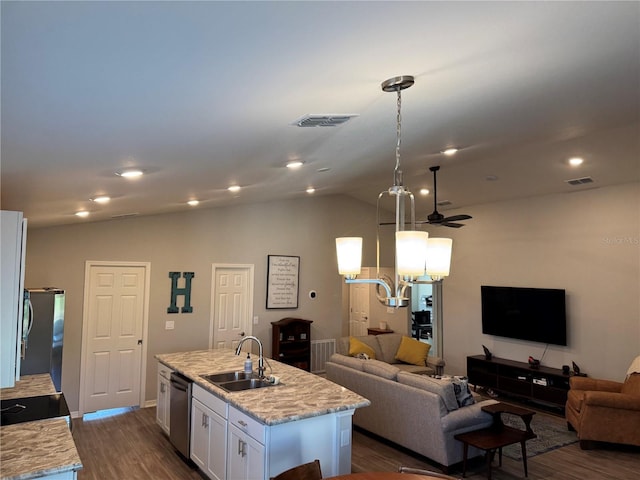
[2,1,638,228]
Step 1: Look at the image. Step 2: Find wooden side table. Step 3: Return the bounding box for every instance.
[367,327,394,336]
[454,402,536,479]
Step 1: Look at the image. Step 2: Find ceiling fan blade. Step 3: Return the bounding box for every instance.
[442,214,472,222]
[441,222,465,228]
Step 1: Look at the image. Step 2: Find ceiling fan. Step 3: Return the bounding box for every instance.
[425,165,472,228]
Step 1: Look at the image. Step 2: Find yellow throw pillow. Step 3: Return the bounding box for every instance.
[348,337,376,359]
[395,335,431,366]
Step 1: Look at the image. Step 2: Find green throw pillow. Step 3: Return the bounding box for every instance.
[395,335,430,366]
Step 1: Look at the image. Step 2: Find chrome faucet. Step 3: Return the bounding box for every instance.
[235,335,265,378]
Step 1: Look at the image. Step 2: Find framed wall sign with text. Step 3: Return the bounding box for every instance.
[266,255,300,309]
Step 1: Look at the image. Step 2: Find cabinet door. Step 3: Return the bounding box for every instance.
[206,406,227,480]
[227,424,265,480]
[156,375,170,434]
[191,398,227,480]
[191,399,209,471]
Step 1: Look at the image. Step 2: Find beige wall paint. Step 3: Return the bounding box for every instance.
[440,182,639,381]
[23,183,639,411]
[24,195,381,411]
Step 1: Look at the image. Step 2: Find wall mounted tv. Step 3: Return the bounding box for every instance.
[481,286,567,346]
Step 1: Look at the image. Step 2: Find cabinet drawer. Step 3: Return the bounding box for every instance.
[193,384,227,419]
[157,362,173,380]
[228,406,266,444]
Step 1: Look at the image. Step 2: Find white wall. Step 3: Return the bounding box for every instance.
[24,195,381,411]
[441,183,639,381]
[23,183,640,411]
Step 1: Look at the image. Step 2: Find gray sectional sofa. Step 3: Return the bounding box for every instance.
[326,334,498,471]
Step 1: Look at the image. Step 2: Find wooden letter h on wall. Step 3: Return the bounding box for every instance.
[168,271,194,313]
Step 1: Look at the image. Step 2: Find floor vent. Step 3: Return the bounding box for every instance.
[293,114,358,127]
[565,176,594,186]
[311,339,336,374]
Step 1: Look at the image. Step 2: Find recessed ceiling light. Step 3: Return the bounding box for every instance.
[419,188,429,195]
[228,185,241,193]
[317,167,331,173]
[286,161,304,169]
[568,157,584,166]
[91,196,111,204]
[187,200,200,206]
[442,148,458,156]
[306,187,315,194]
[75,211,90,218]
[116,169,144,178]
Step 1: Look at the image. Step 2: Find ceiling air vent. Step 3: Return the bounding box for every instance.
[293,114,359,127]
[565,176,594,186]
[437,200,453,207]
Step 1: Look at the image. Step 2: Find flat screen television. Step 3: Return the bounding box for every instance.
[481,285,567,346]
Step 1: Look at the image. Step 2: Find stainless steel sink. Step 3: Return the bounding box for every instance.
[201,371,256,384]
[218,378,275,392]
[200,371,278,392]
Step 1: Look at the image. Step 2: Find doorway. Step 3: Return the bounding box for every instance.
[79,261,150,414]
[210,264,254,350]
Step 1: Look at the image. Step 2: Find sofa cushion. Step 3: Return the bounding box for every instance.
[374,333,403,363]
[396,363,435,375]
[328,353,365,371]
[395,335,431,366]
[621,373,640,396]
[397,372,459,413]
[349,337,376,359]
[362,359,400,380]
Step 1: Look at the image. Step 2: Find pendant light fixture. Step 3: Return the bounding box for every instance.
[335,75,453,307]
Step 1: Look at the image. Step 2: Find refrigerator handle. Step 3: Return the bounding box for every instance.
[25,299,34,338]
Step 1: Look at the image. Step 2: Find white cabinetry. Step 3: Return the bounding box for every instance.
[156,362,173,435]
[0,210,27,388]
[227,406,265,480]
[186,382,355,480]
[191,384,227,480]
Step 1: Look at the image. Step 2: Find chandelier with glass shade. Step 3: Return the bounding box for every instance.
[335,75,453,308]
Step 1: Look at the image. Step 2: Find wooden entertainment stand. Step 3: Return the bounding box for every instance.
[467,355,571,409]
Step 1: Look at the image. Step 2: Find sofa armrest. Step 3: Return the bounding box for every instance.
[569,376,623,393]
[584,391,640,411]
[427,356,446,376]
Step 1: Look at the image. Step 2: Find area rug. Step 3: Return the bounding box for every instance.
[501,413,578,460]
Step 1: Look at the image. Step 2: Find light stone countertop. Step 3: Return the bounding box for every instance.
[0,374,56,400]
[0,374,82,480]
[0,418,82,480]
[156,348,370,426]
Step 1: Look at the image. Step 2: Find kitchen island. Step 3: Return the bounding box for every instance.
[156,348,370,479]
[0,374,82,480]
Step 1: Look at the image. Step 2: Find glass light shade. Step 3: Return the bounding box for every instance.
[336,237,363,276]
[396,231,429,276]
[425,238,453,277]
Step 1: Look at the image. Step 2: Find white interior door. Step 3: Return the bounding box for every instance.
[349,268,370,336]
[80,262,149,414]
[210,264,254,350]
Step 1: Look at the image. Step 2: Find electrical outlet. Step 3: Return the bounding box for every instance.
[165,320,175,330]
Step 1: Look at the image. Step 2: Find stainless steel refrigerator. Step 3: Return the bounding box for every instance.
[21,288,65,392]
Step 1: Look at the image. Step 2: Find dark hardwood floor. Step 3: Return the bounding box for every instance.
[71,406,639,479]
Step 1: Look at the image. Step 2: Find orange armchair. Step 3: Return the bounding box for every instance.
[566,366,640,449]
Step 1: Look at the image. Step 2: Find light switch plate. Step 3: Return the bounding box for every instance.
[165,320,175,330]
[253,316,259,325]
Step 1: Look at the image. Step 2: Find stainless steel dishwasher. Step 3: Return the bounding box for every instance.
[169,372,192,459]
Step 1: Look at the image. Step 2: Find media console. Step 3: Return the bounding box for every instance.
[467,355,571,410]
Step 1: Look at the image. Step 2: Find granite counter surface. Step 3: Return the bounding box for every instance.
[0,418,82,480]
[0,375,82,480]
[0,374,55,400]
[156,349,370,425]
